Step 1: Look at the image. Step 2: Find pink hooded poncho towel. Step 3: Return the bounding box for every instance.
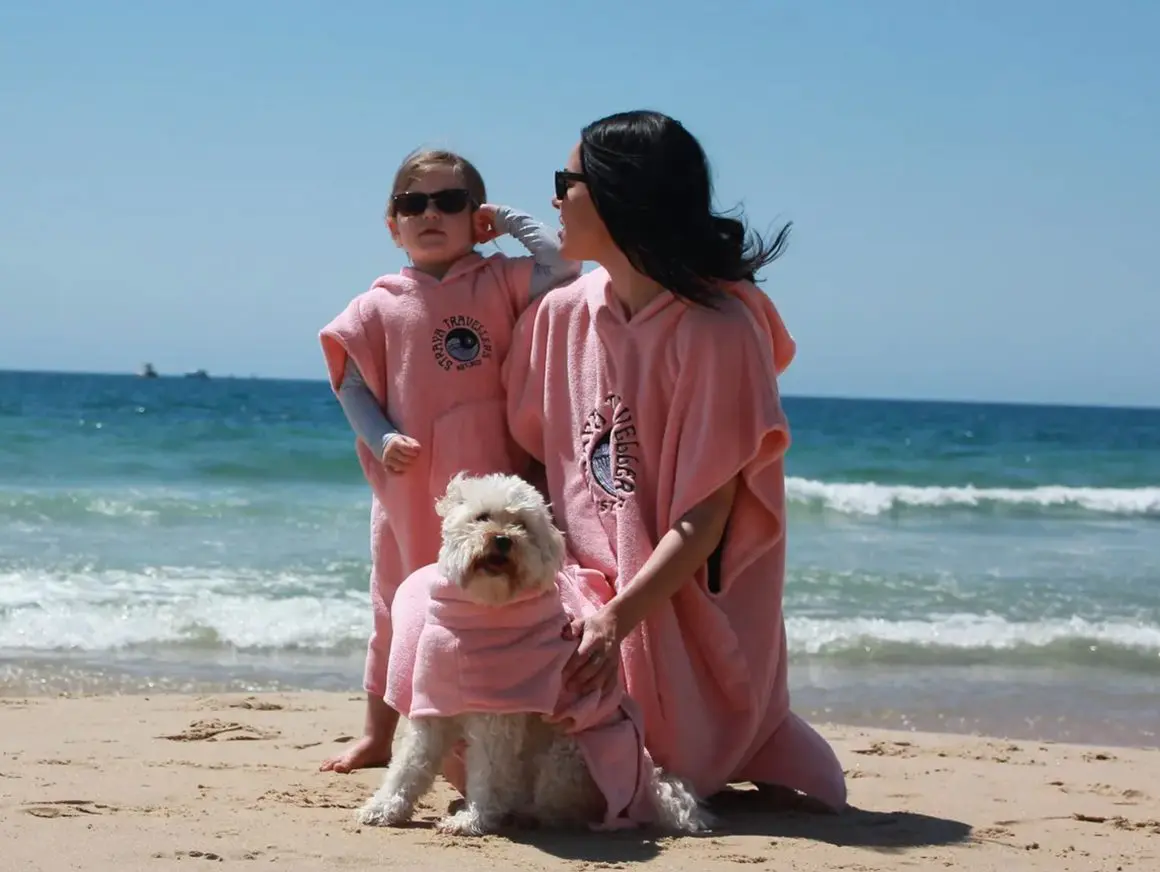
[385,562,656,830]
[319,253,533,697]
[502,268,847,811]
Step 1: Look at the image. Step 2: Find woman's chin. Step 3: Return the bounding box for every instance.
[558,235,581,262]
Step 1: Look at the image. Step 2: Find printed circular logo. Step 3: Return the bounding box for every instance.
[444,327,481,363]
[432,315,493,372]
[589,430,616,496]
[580,393,639,512]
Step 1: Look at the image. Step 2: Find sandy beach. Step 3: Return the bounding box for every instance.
[1,692,1156,871]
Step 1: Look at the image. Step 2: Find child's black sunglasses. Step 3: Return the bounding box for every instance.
[391,188,473,217]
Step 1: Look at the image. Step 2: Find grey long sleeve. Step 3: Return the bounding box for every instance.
[493,205,582,300]
[336,361,398,458]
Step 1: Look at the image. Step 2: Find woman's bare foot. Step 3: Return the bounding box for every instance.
[320,734,394,774]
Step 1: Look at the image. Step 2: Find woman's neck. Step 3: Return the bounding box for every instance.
[602,250,664,317]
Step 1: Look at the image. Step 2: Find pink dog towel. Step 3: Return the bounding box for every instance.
[386,562,655,829]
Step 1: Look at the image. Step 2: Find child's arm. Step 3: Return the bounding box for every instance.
[335,361,401,457]
[492,205,582,300]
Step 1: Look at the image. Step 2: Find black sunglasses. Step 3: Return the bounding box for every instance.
[391,188,474,217]
[555,170,587,200]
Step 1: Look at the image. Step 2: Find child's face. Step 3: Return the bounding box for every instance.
[388,166,477,272]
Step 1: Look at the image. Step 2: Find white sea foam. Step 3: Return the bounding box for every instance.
[5,481,1158,525]
[785,613,1160,655]
[2,568,1157,662]
[0,568,368,651]
[787,478,1160,517]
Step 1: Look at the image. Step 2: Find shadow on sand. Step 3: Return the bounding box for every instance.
[501,786,974,863]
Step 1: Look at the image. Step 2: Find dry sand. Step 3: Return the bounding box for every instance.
[2,691,1157,871]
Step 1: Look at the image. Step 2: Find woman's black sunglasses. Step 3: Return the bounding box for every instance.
[391,188,473,217]
[555,171,586,200]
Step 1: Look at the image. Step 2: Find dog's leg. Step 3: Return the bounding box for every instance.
[530,732,604,829]
[436,714,529,836]
[356,718,455,827]
[528,733,714,833]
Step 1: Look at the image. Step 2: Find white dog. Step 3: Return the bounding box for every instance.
[356,472,711,836]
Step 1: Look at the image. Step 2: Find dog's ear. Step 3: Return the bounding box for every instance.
[536,513,567,577]
[435,472,468,519]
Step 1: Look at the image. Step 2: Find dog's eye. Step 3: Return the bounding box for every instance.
[475,512,491,522]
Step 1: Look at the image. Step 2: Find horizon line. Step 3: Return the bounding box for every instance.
[1,367,1157,414]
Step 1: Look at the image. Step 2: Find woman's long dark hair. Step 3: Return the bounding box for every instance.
[579,110,790,308]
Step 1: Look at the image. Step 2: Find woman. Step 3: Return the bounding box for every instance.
[503,110,847,811]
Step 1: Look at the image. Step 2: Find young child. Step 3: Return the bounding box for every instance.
[318,148,581,773]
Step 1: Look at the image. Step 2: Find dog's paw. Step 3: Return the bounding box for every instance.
[680,806,717,834]
[435,807,495,836]
[651,769,715,834]
[356,795,413,828]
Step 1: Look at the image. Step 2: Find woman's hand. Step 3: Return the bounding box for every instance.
[561,607,621,697]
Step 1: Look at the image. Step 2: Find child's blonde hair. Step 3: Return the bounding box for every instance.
[386,148,487,218]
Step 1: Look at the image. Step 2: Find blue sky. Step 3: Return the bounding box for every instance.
[2,1,1157,406]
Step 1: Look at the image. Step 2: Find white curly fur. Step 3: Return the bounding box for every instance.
[433,472,567,607]
[356,472,713,836]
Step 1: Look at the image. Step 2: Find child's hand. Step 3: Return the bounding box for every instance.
[382,435,421,474]
[473,204,505,244]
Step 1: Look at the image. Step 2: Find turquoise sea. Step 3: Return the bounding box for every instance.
[1,370,1157,746]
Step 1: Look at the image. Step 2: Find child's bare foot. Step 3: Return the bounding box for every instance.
[320,735,393,774]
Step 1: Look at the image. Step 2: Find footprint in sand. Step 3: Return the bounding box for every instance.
[1089,783,1149,803]
[166,850,224,861]
[253,782,367,810]
[153,849,265,862]
[196,695,290,713]
[936,747,1045,766]
[977,825,1014,836]
[23,799,115,818]
[160,719,280,742]
[1048,781,1149,803]
[228,697,285,712]
[1071,812,1160,834]
[972,825,1017,845]
[850,741,917,758]
[712,854,769,864]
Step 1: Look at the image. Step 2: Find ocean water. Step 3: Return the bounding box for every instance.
[1,370,1157,746]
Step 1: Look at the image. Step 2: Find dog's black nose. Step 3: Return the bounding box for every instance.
[493,535,512,555]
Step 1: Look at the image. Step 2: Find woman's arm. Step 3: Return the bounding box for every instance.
[608,476,738,637]
[562,477,738,693]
